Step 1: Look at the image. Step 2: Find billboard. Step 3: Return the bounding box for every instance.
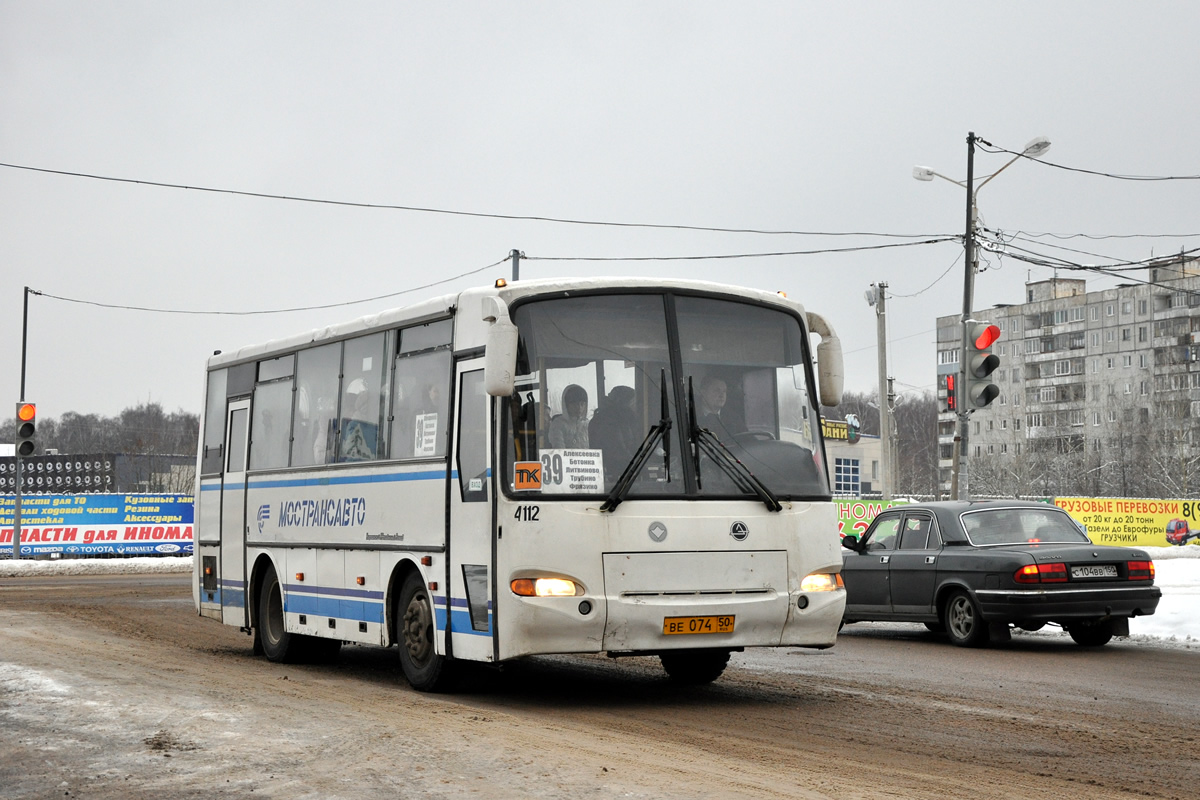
[1,493,194,556]
[1055,497,1200,548]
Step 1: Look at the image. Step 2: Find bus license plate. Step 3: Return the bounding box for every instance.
[663,615,735,635]
[1070,564,1118,579]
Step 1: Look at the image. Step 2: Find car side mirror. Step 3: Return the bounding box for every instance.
[841,534,862,552]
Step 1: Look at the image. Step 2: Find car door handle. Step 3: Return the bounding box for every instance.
[879,555,890,564]
[925,556,936,564]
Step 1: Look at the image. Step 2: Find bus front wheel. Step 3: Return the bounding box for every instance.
[397,573,452,692]
[660,648,731,685]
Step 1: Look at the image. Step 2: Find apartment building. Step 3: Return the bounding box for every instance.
[935,259,1200,495]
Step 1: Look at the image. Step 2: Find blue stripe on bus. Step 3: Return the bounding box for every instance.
[284,582,385,600]
[435,607,493,637]
[285,593,386,624]
[199,467,495,491]
[221,589,246,609]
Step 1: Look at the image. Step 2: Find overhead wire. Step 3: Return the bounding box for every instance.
[0,161,947,239]
[32,257,511,316]
[975,139,1200,182]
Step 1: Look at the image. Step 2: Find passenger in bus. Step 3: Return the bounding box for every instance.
[548,384,590,448]
[340,379,378,461]
[589,386,639,477]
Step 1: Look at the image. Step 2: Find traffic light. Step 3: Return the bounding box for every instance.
[943,374,957,413]
[16,402,36,457]
[966,323,1001,408]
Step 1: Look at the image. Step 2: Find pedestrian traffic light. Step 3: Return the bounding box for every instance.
[966,323,1001,408]
[16,402,37,457]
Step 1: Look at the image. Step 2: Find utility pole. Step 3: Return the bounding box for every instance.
[952,132,977,501]
[868,282,892,500]
[13,286,31,557]
[510,249,523,281]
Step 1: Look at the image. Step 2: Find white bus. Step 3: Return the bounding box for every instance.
[193,276,848,690]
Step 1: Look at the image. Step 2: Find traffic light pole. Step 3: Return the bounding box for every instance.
[12,286,31,558]
[952,132,977,501]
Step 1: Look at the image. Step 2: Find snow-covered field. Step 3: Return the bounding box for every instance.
[3,547,1198,642]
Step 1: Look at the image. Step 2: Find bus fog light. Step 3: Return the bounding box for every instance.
[578,600,593,615]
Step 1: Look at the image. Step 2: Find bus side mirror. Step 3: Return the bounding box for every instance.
[482,296,518,397]
[806,311,844,408]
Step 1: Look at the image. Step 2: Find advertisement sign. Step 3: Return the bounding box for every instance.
[1055,497,1200,548]
[836,498,908,538]
[1,493,194,556]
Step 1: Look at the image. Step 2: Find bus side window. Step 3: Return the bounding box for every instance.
[390,322,452,460]
[338,333,386,462]
[201,369,228,475]
[291,342,342,467]
[250,355,295,470]
[457,370,488,502]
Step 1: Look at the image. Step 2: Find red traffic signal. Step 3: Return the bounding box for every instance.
[966,322,1002,408]
[973,324,1001,350]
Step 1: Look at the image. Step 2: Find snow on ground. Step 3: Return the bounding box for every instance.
[2,548,1198,642]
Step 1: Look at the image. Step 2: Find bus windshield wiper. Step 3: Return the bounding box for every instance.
[600,371,671,513]
[686,377,781,512]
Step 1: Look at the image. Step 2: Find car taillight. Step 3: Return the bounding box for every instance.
[1014,562,1068,584]
[1127,560,1154,581]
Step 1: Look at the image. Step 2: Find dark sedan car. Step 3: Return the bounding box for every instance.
[840,500,1161,647]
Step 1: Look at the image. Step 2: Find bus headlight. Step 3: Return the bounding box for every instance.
[510,577,581,597]
[800,572,844,592]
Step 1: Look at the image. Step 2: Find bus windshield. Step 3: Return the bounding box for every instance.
[501,292,830,502]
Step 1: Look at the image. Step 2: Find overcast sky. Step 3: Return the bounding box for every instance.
[3,2,1198,421]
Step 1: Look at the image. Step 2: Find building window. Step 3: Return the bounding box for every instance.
[1071,307,1085,322]
[1091,359,1098,374]
[1138,326,1147,343]
[1106,304,1115,317]
[1109,410,1118,422]
[1125,383,1133,394]
[1012,367,1022,382]
[1139,299,1148,315]
[1121,301,1132,314]
[834,458,860,495]
[1001,443,1008,454]
[1040,387,1057,403]
[1122,328,1131,342]
[1092,412,1101,426]
[1054,309,1069,325]
[1090,306,1099,321]
[1106,330,1115,343]
[1055,360,1071,375]
[1140,353,1149,368]
[1140,381,1149,396]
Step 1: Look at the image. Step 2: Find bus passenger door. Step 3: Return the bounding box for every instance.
[220,399,251,627]
[446,362,495,663]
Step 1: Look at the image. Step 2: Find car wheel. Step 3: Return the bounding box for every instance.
[943,590,989,647]
[1068,618,1115,647]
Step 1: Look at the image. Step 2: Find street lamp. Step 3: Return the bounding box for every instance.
[915,133,1051,500]
[865,282,891,500]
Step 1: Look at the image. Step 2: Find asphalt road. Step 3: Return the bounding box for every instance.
[1,572,1196,799]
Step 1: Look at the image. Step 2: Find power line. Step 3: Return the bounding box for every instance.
[0,160,947,240]
[976,140,1200,181]
[31,257,509,316]
[524,237,957,262]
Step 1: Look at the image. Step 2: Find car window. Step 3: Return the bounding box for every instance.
[961,508,1091,545]
[899,514,932,550]
[865,515,900,551]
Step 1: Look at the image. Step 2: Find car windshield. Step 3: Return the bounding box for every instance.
[960,508,1091,546]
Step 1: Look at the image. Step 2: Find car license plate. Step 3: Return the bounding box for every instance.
[1070,564,1118,579]
[663,615,735,635]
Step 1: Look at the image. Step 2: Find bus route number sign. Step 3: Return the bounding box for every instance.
[662,615,735,635]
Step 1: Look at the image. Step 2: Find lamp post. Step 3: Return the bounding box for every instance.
[914,133,1051,499]
[865,282,891,500]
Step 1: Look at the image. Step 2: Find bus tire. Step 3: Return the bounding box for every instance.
[397,572,452,692]
[257,564,302,663]
[660,648,731,685]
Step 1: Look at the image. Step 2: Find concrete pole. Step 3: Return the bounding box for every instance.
[873,282,892,500]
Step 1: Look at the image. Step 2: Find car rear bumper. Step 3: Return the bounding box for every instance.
[974,585,1161,622]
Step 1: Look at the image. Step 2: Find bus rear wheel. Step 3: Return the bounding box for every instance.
[397,573,452,692]
[258,564,301,663]
[256,564,341,664]
[660,649,731,685]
